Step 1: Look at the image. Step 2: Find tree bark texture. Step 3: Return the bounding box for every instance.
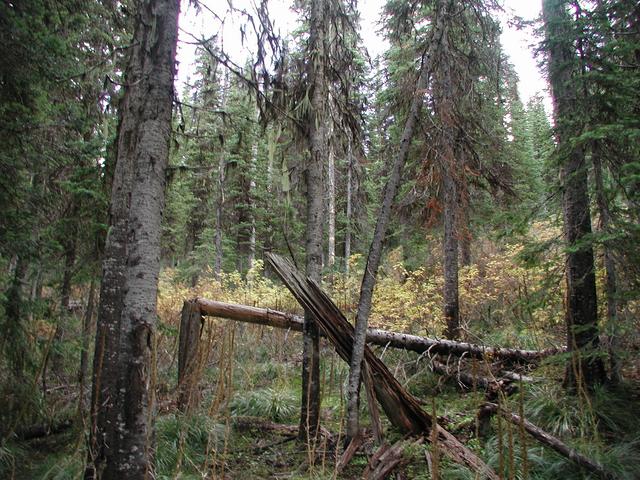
[327,139,336,274]
[542,0,606,389]
[299,0,327,444]
[248,142,258,270]
[86,0,179,478]
[346,54,430,441]
[443,171,460,340]
[177,300,203,412]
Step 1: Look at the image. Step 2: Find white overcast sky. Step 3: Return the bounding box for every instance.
[177,0,547,107]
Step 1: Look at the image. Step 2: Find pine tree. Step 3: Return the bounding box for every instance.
[542,0,606,390]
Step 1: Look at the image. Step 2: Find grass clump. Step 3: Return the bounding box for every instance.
[155,412,225,478]
[230,386,298,423]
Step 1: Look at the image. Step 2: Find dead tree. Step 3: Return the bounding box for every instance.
[265,253,498,478]
[183,298,562,363]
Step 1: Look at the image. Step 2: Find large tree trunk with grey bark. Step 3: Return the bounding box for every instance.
[85,0,179,477]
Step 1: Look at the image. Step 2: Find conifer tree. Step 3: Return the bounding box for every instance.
[542,0,606,389]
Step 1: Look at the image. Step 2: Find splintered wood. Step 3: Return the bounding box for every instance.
[265,253,498,479]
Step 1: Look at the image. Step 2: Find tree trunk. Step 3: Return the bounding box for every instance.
[85,0,179,477]
[344,141,353,274]
[346,57,429,440]
[298,0,327,444]
[430,0,461,341]
[79,277,97,408]
[177,301,203,412]
[443,171,460,340]
[3,256,29,378]
[542,0,606,390]
[327,136,336,278]
[248,141,258,270]
[52,214,78,373]
[593,144,620,384]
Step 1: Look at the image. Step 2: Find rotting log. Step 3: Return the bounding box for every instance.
[233,416,333,440]
[430,359,517,397]
[13,419,73,441]
[480,403,618,480]
[191,298,562,363]
[265,253,498,479]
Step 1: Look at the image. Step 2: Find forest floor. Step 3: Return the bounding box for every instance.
[3,263,640,479]
[5,324,640,479]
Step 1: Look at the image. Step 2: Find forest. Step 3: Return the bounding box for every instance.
[1,0,639,478]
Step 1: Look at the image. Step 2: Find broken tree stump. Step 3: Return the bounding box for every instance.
[177,300,203,412]
[363,437,423,480]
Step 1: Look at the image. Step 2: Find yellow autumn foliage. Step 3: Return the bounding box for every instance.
[156,220,639,349]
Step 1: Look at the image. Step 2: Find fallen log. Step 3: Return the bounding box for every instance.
[233,416,333,441]
[480,403,617,480]
[176,300,496,478]
[265,253,498,479]
[336,433,364,474]
[13,418,73,441]
[429,359,517,398]
[192,298,561,363]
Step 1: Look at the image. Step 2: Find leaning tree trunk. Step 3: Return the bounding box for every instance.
[542,0,606,390]
[299,0,327,444]
[85,0,179,478]
[345,55,429,441]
